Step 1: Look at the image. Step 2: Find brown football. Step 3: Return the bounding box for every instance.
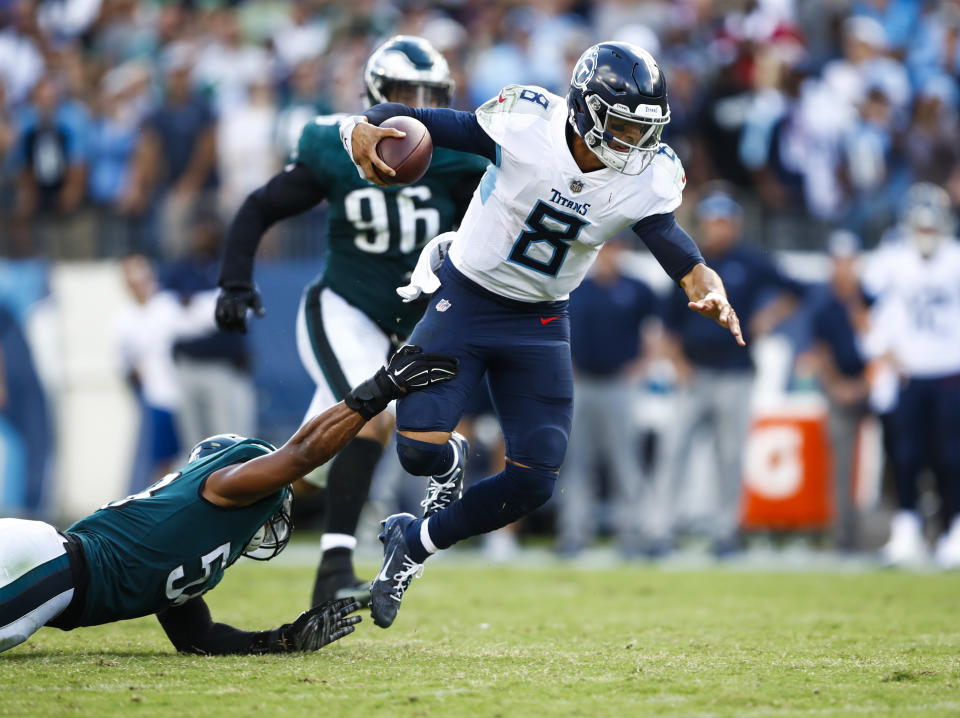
[374,116,433,185]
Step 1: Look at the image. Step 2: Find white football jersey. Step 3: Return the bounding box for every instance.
[448,85,686,302]
[863,239,960,378]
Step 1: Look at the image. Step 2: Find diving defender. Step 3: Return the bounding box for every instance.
[0,347,456,653]
[342,42,745,627]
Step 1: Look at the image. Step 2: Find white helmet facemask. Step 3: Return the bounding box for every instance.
[243,489,293,561]
[578,94,669,175]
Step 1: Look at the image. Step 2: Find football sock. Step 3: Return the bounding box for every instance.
[415,463,557,551]
[322,437,382,536]
[403,517,437,564]
[318,437,382,570]
[396,433,456,477]
[318,545,354,573]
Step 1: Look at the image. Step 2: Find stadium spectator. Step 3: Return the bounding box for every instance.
[840,84,910,244]
[0,0,46,108]
[807,230,871,551]
[193,8,271,116]
[558,240,658,558]
[216,71,280,218]
[88,62,149,256]
[116,254,183,490]
[271,0,330,75]
[116,253,221,489]
[162,211,256,451]
[904,75,960,187]
[128,44,218,258]
[274,58,330,156]
[863,183,960,568]
[905,2,960,85]
[657,190,804,557]
[0,302,51,514]
[10,75,91,259]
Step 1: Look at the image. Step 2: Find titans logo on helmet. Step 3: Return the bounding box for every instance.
[572,46,598,89]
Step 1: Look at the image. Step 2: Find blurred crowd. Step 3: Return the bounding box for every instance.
[2,0,960,258]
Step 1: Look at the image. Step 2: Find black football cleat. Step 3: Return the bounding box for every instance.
[369,513,423,628]
[312,566,371,608]
[420,432,469,518]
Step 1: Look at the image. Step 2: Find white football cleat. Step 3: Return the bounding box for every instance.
[934,517,960,570]
[882,510,928,566]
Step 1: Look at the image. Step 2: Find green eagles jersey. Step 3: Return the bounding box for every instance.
[295,116,489,338]
[67,440,284,627]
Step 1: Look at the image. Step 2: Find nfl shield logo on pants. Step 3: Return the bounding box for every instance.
[436,299,452,312]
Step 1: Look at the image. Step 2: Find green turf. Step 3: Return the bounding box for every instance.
[3,560,959,717]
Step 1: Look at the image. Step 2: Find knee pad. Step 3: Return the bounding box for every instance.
[502,462,556,515]
[396,434,451,476]
[509,425,570,473]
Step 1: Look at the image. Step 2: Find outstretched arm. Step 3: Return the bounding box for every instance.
[632,213,704,283]
[632,213,744,346]
[365,104,497,160]
[157,596,360,655]
[203,346,459,506]
[216,164,326,332]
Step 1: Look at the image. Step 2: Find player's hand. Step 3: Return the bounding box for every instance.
[688,291,746,346]
[385,344,459,393]
[281,598,361,651]
[215,282,265,333]
[351,120,404,187]
[346,345,458,420]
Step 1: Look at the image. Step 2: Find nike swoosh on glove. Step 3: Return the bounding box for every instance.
[397,232,455,302]
[384,344,459,391]
[345,345,459,420]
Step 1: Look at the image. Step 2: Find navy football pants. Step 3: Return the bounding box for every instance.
[397,260,574,474]
[891,374,960,522]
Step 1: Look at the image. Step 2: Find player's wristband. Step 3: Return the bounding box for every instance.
[339,115,370,180]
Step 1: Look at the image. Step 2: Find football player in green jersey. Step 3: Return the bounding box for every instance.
[215,36,489,607]
[0,346,457,654]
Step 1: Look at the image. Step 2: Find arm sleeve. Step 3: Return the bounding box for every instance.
[157,597,288,655]
[364,103,497,163]
[218,163,326,286]
[631,213,705,283]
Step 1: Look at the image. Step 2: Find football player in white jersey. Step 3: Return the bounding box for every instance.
[863,183,960,568]
[340,42,745,627]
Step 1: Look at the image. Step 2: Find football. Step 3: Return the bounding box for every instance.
[374,116,433,185]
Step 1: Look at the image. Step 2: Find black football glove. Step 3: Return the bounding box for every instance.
[215,282,265,333]
[345,345,459,420]
[385,344,460,391]
[279,598,361,652]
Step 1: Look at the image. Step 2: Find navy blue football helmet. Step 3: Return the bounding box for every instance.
[364,35,454,108]
[567,42,670,175]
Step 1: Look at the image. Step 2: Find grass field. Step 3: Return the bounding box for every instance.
[4,550,960,718]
